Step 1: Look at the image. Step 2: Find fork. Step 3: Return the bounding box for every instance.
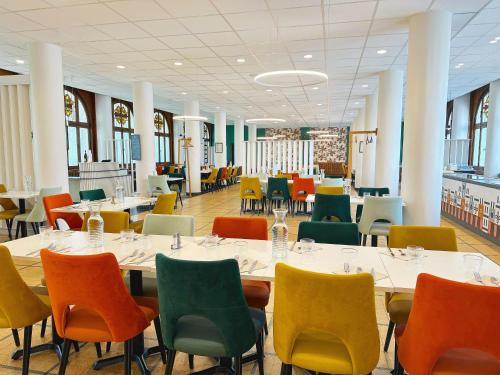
[343,262,350,274]
[473,271,484,284]
[119,249,139,263]
[490,276,499,286]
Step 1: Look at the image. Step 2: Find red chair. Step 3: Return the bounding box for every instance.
[155,165,163,175]
[40,250,166,374]
[43,193,82,230]
[395,273,500,375]
[290,172,299,179]
[291,178,315,215]
[218,167,227,189]
[212,217,271,333]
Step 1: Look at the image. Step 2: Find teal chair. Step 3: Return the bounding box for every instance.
[142,214,194,236]
[358,196,403,246]
[298,222,360,245]
[320,177,344,187]
[148,175,171,196]
[79,188,106,201]
[266,177,290,215]
[355,187,390,222]
[15,187,61,238]
[155,255,265,375]
[311,194,352,223]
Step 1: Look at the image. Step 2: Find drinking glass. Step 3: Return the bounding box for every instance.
[39,225,53,247]
[120,229,135,242]
[341,247,358,273]
[299,238,315,253]
[407,245,424,259]
[204,234,219,247]
[80,199,90,209]
[463,254,483,276]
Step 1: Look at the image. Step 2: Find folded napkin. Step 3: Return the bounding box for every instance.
[467,275,499,287]
[332,266,388,282]
[236,257,267,274]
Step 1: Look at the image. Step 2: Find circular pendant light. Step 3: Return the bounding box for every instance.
[173,115,208,121]
[254,70,328,88]
[246,118,286,124]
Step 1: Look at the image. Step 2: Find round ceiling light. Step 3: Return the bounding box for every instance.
[307,130,329,135]
[173,115,208,121]
[246,118,286,124]
[254,70,328,88]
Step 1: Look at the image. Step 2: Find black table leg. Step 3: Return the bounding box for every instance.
[19,199,27,237]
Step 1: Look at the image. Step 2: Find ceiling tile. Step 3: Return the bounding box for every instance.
[156,0,217,17]
[432,0,490,13]
[196,31,241,46]
[88,40,133,53]
[273,6,322,27]
[106,0,170,21]
[211,0,267,14]
[375,0,432,19]
[180,15,232,33]
[0,13,43,32]
[178,47,216,58]
[121,37,168,51]
[142,49,182,60]
[328,21,370,37]
[225,12,275,30]
[328,2,376,23]
[135,19,189,36]
[0,0,50,11]
[159,34,204,48]
[96,23,149,39]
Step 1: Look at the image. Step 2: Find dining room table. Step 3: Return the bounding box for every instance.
[305,194,408,205]
[4,231,499,374]
[50,196,157,214]
[0,190,39,237]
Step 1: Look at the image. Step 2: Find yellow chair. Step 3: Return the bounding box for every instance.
[0,184,20,240]
[240,177,264,214]
[383,225,458,353]
[0,245,53,375]
[316,186,344,195]
[81,211,130,233]
[168,166,176,174]
[274,263,379,375]
[130,192,176,233]
[225,167,233,185]
[201,168,218,192]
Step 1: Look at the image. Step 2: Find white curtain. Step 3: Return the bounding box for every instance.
[0,76,34,190]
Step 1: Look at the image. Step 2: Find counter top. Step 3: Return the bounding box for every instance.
[443,172,500,189]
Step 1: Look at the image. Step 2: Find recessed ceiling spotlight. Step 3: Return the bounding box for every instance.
[266,89,272,92]
[181,92,187,95]
[116,65,126,69]
[489,40,497,44]
[312,86,319,90]
[289,114,295,117]
[237,115,241,118]
[362,84,369,88]
[174,61,183,66]
[377,49,387,55]
[455,63,464,69]
[16,59,25,64]
[216,106,220,109]
[281,104,287,107]
[304,54,313,59]
[317,103,323,106]
[236,58,246,63]
[355,101,360,105]
[222,90,229,94]
[496,36,500,40]
[247,105,253,108]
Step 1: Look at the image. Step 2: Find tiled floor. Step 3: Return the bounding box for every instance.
[1,184,498,374]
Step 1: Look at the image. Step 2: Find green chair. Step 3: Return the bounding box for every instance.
[355,187,390,222]
[311,194,352,223]
[155,255,265,375]
[298,222,360,245]
[79,188,106,202]
[14,187,61,238]
[142,214,194,236]
[266,177,290,215]
[148,175,171,196]
[358,196,403,246]
[320,177,344,187]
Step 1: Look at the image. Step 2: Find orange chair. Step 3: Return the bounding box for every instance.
[43,193,82,230]
[40,250,167,374]
[395,273,500,375]
[218,167,227,189]
[155,166,163,175]
[212,217,271,334]
[291,178,315,215]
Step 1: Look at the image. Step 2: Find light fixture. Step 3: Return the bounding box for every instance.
[181,92,187,95]
[222,90,229,94]
[377,49,387,55]
[312,86,319,90]
[216,106,220,109]
[257,136,276,140]
[355,101,360,105]
[174,61,183,66]
[173,115,208,121]
[236,58,246,63]
[16,59,25,64]
[254,70,328,88]
[317,103,323,106]
[319,134,339,138]
[455,63,464,69]
[304,54,312,59]
[307,130,329,135]
[247,118,286,124]
[247,105,253,108]
[362,84,369,88]
[496,36,500,40]
[116,65,126,69]
[281,104,287,107]
[289,114,295,117]
[266,89,273,92]
[489,40,497,44]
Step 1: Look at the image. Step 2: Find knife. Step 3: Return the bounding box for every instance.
[248,260,258,274]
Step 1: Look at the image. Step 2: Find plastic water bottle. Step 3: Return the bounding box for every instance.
[87,204,104,248]
[272,208,288,259]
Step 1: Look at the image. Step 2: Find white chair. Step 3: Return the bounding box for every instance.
[358,196,403,246]
[321,177,344,187]
[141,214,194,236]
[148,175,171,197]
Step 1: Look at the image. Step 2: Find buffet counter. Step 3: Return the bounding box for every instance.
[442,172,500,245]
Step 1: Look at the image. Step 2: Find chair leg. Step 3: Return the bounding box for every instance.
[262,308,269,335]
[256,332,264,375]
[15,221,21,239]
[72,341,80,352]
[362,234,367,246]
[384,320,395,352]
[30,222,37,235]
[58,339,72,375]
[7,219,13,240]
[153,317,167,364]
[22,326,33,375]
[12,329,20,346]
[394,343,405,375]
[165,350,176,375]
[106,342,111,352]
[234,355,242,375]
[280,363,292,375]
[94,343,102,358]
[371,235,378,247]
[40,318,47,338]
[124,339,132,375]
[188,354,194,369]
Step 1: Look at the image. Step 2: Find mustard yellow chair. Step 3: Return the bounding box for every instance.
[316,186,344,195]
[0,245,53,375]
[0,184,20,240]
[130,192,176,233]
[201,168,218,192]
[240,177,264,214]
[274,263,379,375]
[384,225,458,353]
[81,211,130,233]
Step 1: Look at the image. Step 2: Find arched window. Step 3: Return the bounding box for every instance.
[65,89,91,167]
[472,92,489,168]
[112,99,134,163]
[203,123,210,165]
[445,110,452,140]
[154,111,170,163]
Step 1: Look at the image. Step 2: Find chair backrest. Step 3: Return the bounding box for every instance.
[239,177,262,199]
[311,194,352,222]
[355,187,390,222]
[0,184,17,210]
[152,193,177,215]
[291,178,315,200]
[0,245,52,328]
[316,186,343,195]
[212,217,268,240]
[148,175,171,195]
[79,188,106,202]
[389,226,458,251]
[219,167,227,180]
[397,273,500,375]
[155,255,257,356]
[321,178,344,187]
[298,222,359,245]
[358,196,403,234]
[43,193,83,230]
[266,177,290,200]
[156,166,164,175]
[41,250,149,341]
[274,263,379,375]
[142,214,194,236]
[81,211,129,233]
[25,187,62,222]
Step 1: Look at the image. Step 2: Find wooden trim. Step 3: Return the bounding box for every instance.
[468,84,489,168]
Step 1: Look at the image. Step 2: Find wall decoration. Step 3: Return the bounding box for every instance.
[215,142,223,153]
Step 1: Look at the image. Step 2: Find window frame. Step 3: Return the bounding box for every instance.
[153,110,173,164]
[471,90,489,169]
[111,99,134,164]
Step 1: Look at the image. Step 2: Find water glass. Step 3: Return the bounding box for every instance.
[407,245,424,259]
[40,225,53,247]
[299,238,315,253]
[341,247,358,273]
[204,234,219,247]
[463,254,483,276]
[80,199,90,209]
[120,229,135,242]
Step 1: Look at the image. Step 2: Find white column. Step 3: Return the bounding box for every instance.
[308,140,314,174]
[29,42,68,191]
[354,108,365,188]
[361,93,378,186]
[214,111,226,168]
[183,101,201,193]
[485,80,500,177]
[401,11,452,225]
[133,81,155,195]
[95,94,113,161]
[173,119,183,164]
[375,70,403,195]
[249,124,257,142]
[451,93,470,140]
[234,119,244,168]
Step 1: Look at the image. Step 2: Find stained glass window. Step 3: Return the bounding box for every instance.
[154,111,170,163]
[472,92,489,168]
[112,100,134,163]
[64,89,91,167]
[203,123,210,165]
[445,110,452,140]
